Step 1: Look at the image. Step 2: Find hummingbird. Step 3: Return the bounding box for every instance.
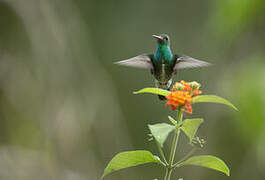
[115,34,211,100]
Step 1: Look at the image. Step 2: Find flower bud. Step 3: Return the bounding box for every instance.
[189,81,201,89]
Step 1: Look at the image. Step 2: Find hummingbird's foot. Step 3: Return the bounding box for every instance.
[154,79,173,90]
[167,79,172,88]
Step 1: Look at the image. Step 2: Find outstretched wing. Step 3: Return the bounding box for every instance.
[114,54,153,69]
[174,55,212,70]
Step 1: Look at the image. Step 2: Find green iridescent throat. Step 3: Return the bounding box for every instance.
[154,44,174,64]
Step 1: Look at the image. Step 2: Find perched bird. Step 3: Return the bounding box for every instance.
[115,34,211,100]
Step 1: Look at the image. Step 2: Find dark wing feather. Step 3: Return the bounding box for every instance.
[174,55,212,70]
[114,54,153,69]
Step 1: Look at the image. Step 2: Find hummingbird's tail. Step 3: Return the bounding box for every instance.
[158,95,167,100]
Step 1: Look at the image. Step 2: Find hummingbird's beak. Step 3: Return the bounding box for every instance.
[152,34,163,41]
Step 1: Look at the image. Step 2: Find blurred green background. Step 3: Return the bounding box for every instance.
[0,0,265,179]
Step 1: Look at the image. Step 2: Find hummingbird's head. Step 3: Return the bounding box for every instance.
[152,34,170,46]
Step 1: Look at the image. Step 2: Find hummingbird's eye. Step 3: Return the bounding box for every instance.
[164,37,168,41]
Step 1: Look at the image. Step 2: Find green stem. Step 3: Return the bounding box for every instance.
[172,148,197,169]
[164,168,169,180]
[156,141,168,165]
[164,109,183,180]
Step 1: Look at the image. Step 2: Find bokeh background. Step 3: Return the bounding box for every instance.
[0,0,265,179]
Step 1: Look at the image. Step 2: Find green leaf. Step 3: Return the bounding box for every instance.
[181,118,203,142]
[168,116,177,125]
[177,155,230,176]
[193,95,238,111]
[102,150,161,178]
[134,88,170,97]
[148,123,175,148]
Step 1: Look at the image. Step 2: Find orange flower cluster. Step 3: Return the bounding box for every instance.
[179,80,202,97]
[166,91,193,112]
[165,80,202,113]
